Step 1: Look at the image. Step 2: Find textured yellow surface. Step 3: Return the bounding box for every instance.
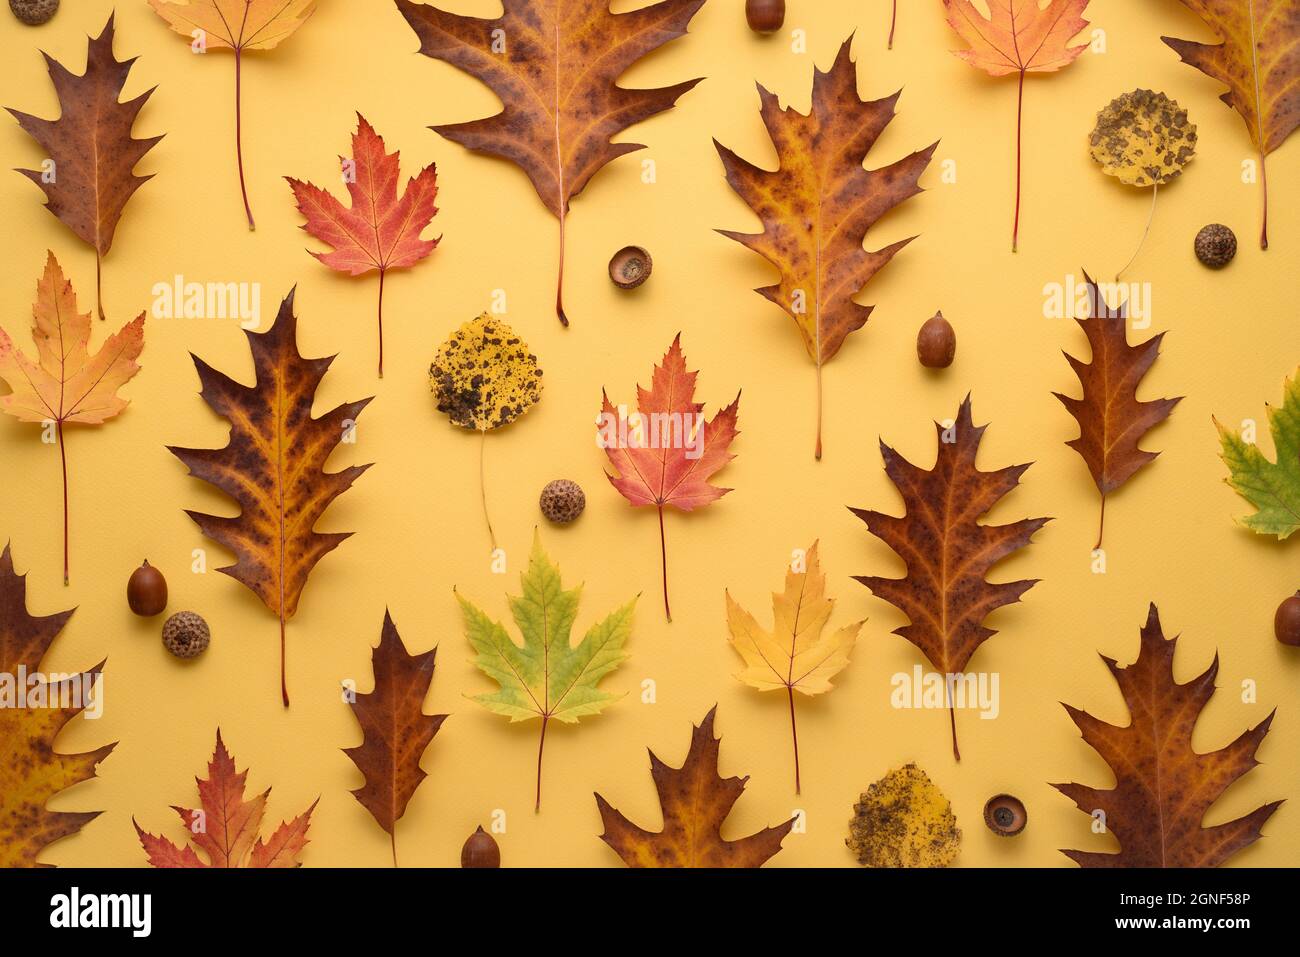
[0,0,1296,868]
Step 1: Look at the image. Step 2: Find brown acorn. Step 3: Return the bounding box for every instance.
[917,311,956,368]
[460,825,501,868]
[127,560,168,617]
[608,245,652,289]
[1275,592,1300,647]
[983,794,1027,836]
[746,0,784,34]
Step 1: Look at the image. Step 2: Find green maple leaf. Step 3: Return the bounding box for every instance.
[1216,370,1300,539]
[457,531,636,810]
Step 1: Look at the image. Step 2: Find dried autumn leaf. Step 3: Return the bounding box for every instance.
[135,729,318,868]
[1053,273,1181,547]
[429,313,543,547]
[942,0,1091,250]
[1052,604,1281,867]
[459,531,635,811]
[851,396,1050,760]
[715,38,934,460]
[1215,367,1300,539]
[168,290,373,706]
[0,252,145,584]
[287,113,440,378]
[1163,0,1300,248]
[0,543,114,867]
[846,763,960,868]
[1089,90,1197,277]
[595,706,794,867]
[395,0,706,325]
[149,0,318,229]
[7,14,163,321]
[600,334,740,621]
[343,610,448,867]
[726,541,862,793]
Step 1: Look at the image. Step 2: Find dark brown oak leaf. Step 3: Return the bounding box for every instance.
[0,543,114,867]
[715,37,935,459]
[343,610,448,867]
[851,396,1050,760]
[595,706,794,867]
[6,14,163,321]
[1052,273,1181,548]
[168,289,373,707]
[1053,604,1282,867]
[395,0,707,326]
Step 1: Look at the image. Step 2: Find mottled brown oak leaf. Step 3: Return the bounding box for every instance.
[168,289,373,707]
[715,37,935,460]
[343,610,448,865]
[6,14,163,321]
[851,396,1050,760]
[595,706,794,867]
[1163,0,1300,247]
[135,729,317,868]
[1053,273,1180,549]
[395,0,706,325]
[0,544,114,868]
[1053,604,1282,867]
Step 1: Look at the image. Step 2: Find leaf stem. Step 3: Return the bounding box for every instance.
[788,685,801,793]
[1096,493,1106,550]
[479,428,497,551]
[535,715,548,812]
[95,252,105,322]
[280,612,289,707]
[657,505,671,622]
[556,210,568,326]
[948,701,961,762]
[57,419,69,585]
[1012,69,1024,252]
[234,48,255,231]
[390,831,398,868]
[814,362,823,461]
[1116,184,1158,282]
[1260,150,1269,250]
[888,0,897,49]
[377,268,386,378]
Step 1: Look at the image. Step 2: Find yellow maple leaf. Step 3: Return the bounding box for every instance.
[726,541,862,793]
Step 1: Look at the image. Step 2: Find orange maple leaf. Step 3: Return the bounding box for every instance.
[715,38,935,459]
[600,334,739,622]
[396,0,706,325]
[0,252,145,584]
[287,113,440,377]
[1053,604,1282,867]
[135,730,317,868]
[942,0,1091,250]
[1052,274,1181,548]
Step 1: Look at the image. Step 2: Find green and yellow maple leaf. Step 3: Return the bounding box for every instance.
[458,532,635,810]
[1215,369,1300,539]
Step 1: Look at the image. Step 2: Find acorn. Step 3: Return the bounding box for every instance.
[1194,223,1236,268]
[127,560,168,617]
[608,245,652,289]
[1275,592,1300,647]
[917,311,956,368]
[162,611,210,659]
[460,825,501,868]
[746,0,784,33]
[540,479,585,525]
[9,0,59,26]
[983,794,1027,836]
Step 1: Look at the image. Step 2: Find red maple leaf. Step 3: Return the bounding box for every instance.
[600,334,739,621]
[287,113,439,376]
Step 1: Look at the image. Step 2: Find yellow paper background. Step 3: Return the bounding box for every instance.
[0,0,1296,868]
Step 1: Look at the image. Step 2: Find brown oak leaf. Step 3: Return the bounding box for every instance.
[168,290,373,706]
[1052,273,1181,548]
[395,0,706,325]
[1053,604,1282,867]
[343,610,448,866]
[0,543,114,867]
[135,729,317,868]
[715,37,935,459]
[7,14,163,321]
[851,396,1050,760]
[595,706,794,867]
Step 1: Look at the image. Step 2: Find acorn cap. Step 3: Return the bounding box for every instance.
[609,246,652,289]
[983,794,1027,836]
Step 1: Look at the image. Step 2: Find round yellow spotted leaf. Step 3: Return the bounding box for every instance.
[429,314,544,431]
[1090,89,1197,187]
